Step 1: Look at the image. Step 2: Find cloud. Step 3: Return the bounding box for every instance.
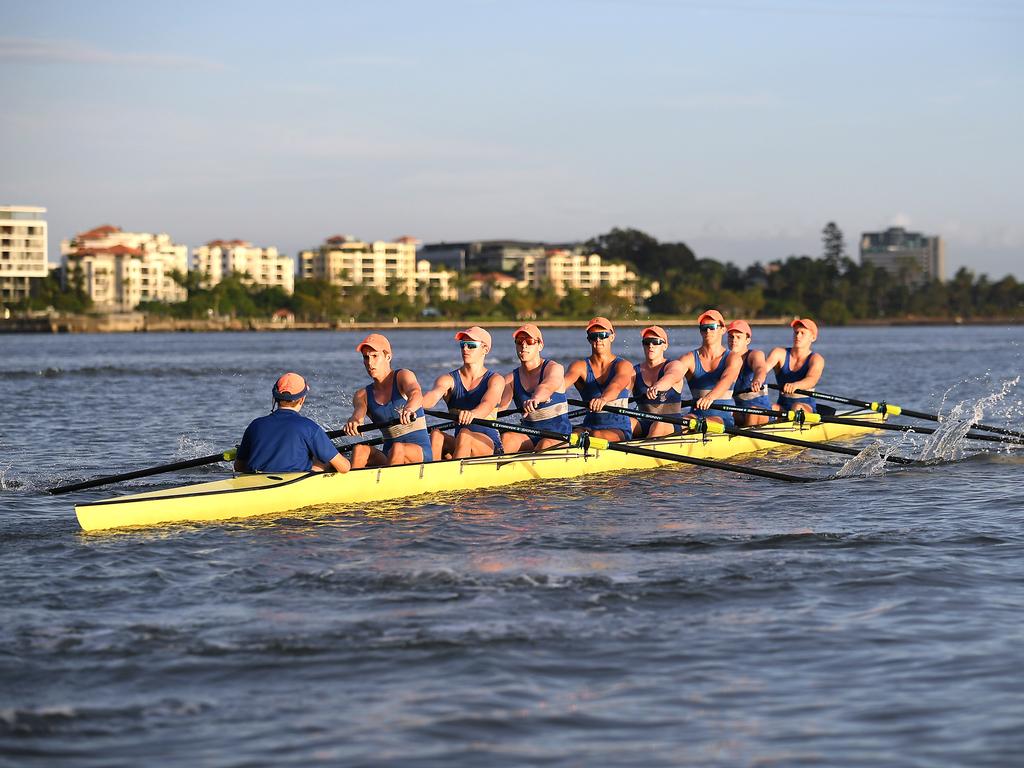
[0,37,222,70]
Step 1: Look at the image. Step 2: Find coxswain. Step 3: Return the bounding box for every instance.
[498,324,572,453]
[630,325,685,438]
[726,319,772,426]
[764,318,825,413]
[421,326,505,460]
[677,309,742,427]
[234,372,350,474]
[563,316,634,442]
[343,333,433,468]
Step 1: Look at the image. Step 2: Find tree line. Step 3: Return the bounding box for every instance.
[14,224,1023,322]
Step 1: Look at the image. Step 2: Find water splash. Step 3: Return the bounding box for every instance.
[835,429,919,478]
[919,376,1021,462]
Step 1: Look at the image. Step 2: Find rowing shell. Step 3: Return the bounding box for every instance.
[75,409,885,531]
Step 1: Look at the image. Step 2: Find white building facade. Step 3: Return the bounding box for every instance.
[0,205,48,305]
[299,235,455,300]
[193,240,295,294]
[61,225,188,311]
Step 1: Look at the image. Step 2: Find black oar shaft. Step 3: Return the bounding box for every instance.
[424,410,811,483]
[48,452,231,495]
[767,383,1024,441]
[568,398,917,466]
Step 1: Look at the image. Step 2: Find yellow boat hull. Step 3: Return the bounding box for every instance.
[75,411,884,531]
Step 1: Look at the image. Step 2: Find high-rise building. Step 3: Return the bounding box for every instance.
[193,240,295,294]
[0,205,48,305]
[860,227,945,285]
[61,225,189,311]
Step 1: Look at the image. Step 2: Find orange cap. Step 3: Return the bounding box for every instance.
[356,333,392,355]
[273,372,309,401]
[640,325,668,342]
[585,316,614,332]
[513,323,543,344]
[455,325,492,347]
[697,309,726,326]
[726,320,752,337]
[791,317,818,339]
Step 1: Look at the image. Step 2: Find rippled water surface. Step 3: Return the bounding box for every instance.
[2,325,1023,767]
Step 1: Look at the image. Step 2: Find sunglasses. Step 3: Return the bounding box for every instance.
[515,336,540,346]
[699,323,720,332]
[587,331,612,341]
[641,338,666,346]
[459,340,482,349]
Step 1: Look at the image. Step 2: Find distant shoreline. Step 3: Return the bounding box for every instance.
[2,313,1021,334]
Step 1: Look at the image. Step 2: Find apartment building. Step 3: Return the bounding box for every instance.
[193,240,295,294]
[860,227,945,285]
[523,250,642,302]
[61,225,188,311]
[299,235,455,300]
[0,205,48,304]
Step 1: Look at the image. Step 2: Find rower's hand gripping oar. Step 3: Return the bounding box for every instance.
[47,418,407,496]
[567,398,918,466]
[424,410,814,483]
[767,383,1024,442]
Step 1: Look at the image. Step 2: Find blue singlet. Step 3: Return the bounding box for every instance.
[448,369,503,454]
[733,351,772,410]
[632,362,682,438]
[512,359,572,435]
[364,369,432,462]
[576,358,632,439]
[687,349,736,427]
[775,349,818,412]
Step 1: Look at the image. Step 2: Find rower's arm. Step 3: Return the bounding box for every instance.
[653,359,685,392]
[675,351,696,380]
[420,373,454,410]
[791,352,825,392]
[748,349,769,391]
[764,347,786,374]
[562,360,585,392]
[395,369,424,423]
[498,372,515,411]
[343,388,369,436]
[532,361,565,405]
[234,424,254,472]
[697,353,742,411]
[469,372,505,419]
[600,359,634,402]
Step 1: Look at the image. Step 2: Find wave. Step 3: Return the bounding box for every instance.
[0,365,260,381]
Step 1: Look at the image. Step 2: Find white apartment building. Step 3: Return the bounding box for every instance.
[0,205,48,305]
[193,240,295,294]
[299,235,455,300]
[522,250,642,303]
[61,225,189,311]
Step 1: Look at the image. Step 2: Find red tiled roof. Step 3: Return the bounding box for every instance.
[395,235,419,244]
[70,244,143,257]
[77,224,122,239]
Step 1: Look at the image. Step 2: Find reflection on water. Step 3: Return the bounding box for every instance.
[0,327,1022,765]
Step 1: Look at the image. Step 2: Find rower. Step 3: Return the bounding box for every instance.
[677,309,742,427]
[764,318,825,413]
[234,372,350,474]
[343,333,432,468]
[421,326,505,460]
[630,325,685,438]
[563,316,634,442]
[726,319,772,426]
[499,323,572,453]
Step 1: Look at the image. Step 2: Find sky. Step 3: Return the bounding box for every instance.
[2,0,1022,279]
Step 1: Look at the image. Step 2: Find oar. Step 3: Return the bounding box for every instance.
[716,402,1021,446]
[567,399,918,466]
[48,417,410,495]
[767,383,1024,441]
[424,410,814,483]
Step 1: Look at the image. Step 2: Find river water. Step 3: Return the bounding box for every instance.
[1,325,1022,767]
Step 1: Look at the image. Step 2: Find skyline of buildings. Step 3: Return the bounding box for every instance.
[3,203,953,312]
